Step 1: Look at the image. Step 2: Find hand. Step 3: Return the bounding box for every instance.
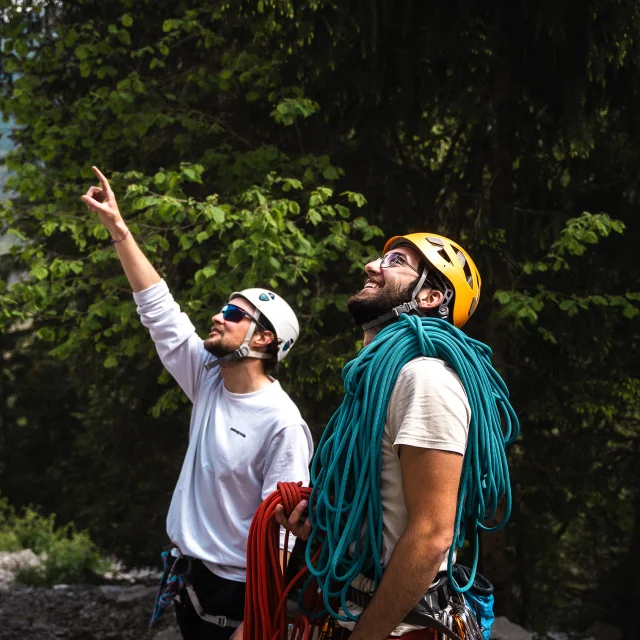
[230,621,244,640]
[81,166,126,238]
[274,499,311,541]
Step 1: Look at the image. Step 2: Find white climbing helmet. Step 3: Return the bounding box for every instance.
[229,288,299,362]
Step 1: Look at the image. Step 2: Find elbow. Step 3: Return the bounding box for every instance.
[426,535,454,563]
[406,523,455,561]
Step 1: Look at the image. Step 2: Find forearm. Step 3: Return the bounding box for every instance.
[107,218,161,293]
[349,528,450,640]
[83,166,162,292]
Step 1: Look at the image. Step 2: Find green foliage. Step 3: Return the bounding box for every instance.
[0,500,108,586]
[0,0,382,567]
[0,0,639,635]
[493,211,636,335]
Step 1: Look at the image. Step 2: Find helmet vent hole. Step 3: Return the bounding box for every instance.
[433,244,452,265]
[457,250,473,287]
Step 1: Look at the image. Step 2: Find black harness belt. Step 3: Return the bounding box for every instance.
[172,551,242,629]
[346,572,472,640]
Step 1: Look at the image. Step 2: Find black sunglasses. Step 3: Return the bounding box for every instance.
[220,304,269,331]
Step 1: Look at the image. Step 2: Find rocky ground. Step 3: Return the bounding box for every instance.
[0,582,183,640]
[0,551,622,640]
[0,550,180,640]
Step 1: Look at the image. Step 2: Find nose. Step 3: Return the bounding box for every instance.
[364,257,383,278]
[212,310,224,324]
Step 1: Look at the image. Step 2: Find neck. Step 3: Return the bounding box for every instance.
[363,328,381,346]
[220,358,273,394]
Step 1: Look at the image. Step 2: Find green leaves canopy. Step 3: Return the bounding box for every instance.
[1,1,639,635]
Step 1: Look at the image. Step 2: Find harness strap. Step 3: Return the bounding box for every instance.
[183,583,242,628]
[166,550,243,629]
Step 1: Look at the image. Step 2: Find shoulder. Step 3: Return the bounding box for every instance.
[264,384,313,451]
[398,356,455,377]
[387,357,471,433]
[394,357,466,397]
[388,357,470,450]
[263,381,303,417]
[258,384,309,434]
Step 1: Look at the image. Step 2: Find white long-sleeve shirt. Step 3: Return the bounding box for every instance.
[134,280,313,582]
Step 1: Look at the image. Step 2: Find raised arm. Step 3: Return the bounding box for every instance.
[82,165,212,401]
[82,165,161,293]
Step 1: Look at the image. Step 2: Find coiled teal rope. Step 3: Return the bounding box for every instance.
[303,315,519,621]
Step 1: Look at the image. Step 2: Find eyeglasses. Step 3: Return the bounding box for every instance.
[219,304,269,331]
[376,252,420,275]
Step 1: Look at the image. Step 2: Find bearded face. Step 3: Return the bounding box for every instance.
[203,297,256,358]
[203,330,238,358]
[347,273,419,326]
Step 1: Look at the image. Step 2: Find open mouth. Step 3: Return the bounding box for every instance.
[363,279,383,290]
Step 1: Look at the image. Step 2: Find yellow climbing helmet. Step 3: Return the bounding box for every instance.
[384,232,481,328]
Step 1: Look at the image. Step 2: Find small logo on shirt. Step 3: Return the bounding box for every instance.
[230,428,246,438]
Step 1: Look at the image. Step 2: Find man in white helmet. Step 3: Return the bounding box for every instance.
[83,166,313,640]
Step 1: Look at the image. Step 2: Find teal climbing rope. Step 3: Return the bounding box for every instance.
[303,314,519,621]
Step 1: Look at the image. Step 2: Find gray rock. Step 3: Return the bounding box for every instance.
[0,549,46,585]
[98,584,158,604]
[491,616,535,640]
[31,617,50,630]
[152,628,182,640]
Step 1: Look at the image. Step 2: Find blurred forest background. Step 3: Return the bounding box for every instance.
[0,0,638,637]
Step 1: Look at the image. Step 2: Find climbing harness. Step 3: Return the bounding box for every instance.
[150,548,242,629]
[304,315,518,616]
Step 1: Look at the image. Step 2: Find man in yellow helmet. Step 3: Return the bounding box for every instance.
[348,233,481,334]
[277,233,487,640]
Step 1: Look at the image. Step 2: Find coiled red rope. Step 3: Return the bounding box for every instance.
[244,481,326,640]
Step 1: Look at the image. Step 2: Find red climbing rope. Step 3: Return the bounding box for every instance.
[244,481,326,640]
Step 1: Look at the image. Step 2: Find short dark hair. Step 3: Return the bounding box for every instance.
[256,315,279,374]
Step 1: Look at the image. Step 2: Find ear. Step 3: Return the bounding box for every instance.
[250,329,275,348]
[417,288,443,311]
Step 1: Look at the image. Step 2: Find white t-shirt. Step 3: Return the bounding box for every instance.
[342,356,470,635]
[134,280,313,582]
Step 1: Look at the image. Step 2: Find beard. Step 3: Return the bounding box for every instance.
[203,335,236,358]
[347,276,419,326]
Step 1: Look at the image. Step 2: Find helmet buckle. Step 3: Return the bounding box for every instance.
[234,345,250,358]
[392,300,419,318]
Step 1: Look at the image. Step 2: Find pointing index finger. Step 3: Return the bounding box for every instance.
[92,166,112,193]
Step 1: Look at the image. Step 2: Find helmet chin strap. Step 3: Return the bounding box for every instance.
[205,314,271,370]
